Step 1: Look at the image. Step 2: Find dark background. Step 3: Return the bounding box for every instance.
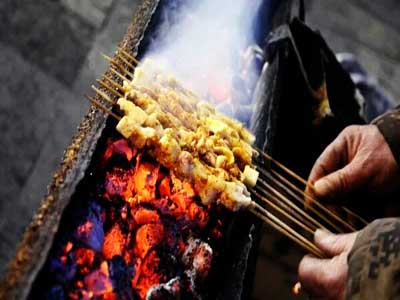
[0,0,399,299]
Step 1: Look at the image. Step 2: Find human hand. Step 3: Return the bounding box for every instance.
[307,125,400,204]
[298,230,358,300]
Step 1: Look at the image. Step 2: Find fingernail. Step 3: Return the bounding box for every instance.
[314,179,328,197]
[314,228,334,246]
[315,228,331,238]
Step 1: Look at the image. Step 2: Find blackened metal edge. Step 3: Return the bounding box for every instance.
[0,1,160,299]
[232,3,294,299]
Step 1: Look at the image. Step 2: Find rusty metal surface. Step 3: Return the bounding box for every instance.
[0,1,160,299]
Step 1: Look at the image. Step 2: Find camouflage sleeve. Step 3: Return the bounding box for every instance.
[372,108,400,166]
[346,218,400,300]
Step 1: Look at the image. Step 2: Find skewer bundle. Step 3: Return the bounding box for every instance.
[86,48,368,258]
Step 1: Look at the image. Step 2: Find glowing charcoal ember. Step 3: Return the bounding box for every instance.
[84,261,114,297]
[188,202,208,228]
[74,248,95,276]
[135,250,163,299]
[146,277,181,300]
[102,224,126,260]
[121,204,128,220]
[135,224,164,259]
[170,174,195,197]
[74,203,104,252]
[105,168,135,199]
[132,162,159,201]
[104,139,135,163]
[132,207,161,225]
[38,138,228,300]
[158,176,171,198]
[68,289,95,300]
[182,238,213,281]
[64,241,74,254]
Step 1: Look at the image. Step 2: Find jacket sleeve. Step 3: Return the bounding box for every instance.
[346,218,400,300]
[372,108,400,165]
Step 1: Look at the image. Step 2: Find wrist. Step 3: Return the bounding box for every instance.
[372,110,400,167]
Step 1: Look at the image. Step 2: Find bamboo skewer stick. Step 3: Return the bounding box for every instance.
[102,53,135,79]
[110,68,130,82]
[253,146,312,189]
[118,48,140,65]
[268,168,357,232]
[255,177,328,231]
[91,85,116,104]
[251,189,315,235]
[115,51,136,70]
[256,167,345,232]
[96,79,123,98]
[85,95,121,121]
[250,202,325,258]
[252,184,319,232]
[103,74,125,91]
[252,146,358,232]
[255,186,319,232]
[250,209,323,258]
[342,207,368,227]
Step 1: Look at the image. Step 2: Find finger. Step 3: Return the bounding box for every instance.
[313,157,367,201]
[314,230,358,257]
[305,133,348,207]
[308,132,348,185]
[298,254,347,299]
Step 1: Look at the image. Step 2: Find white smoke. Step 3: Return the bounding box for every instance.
[143,0,263,103]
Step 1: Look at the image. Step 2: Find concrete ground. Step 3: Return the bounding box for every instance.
[0,0,399,299]
[0,0,142,274]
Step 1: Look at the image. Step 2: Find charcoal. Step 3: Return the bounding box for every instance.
[109,256,135,300]
[45,285,64,300]
[48,254,77,284]
[146,277,181,300]
[84,262,113,297]
[74,202,104,252]
[182,238,212,281]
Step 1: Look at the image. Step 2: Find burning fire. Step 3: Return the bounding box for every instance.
[42,138,227,300]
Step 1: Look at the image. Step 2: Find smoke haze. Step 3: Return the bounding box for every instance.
[144,0,263,103]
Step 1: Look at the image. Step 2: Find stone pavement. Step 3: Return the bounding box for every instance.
[0,0,142,275]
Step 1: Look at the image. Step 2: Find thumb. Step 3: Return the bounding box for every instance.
[313,160,363,201]
[314,229,358,257]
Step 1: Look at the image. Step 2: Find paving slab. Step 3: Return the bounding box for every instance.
[0,0,96,86]
[60,0,114,28]
[0,43,87,274]
[73,0,142,97]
